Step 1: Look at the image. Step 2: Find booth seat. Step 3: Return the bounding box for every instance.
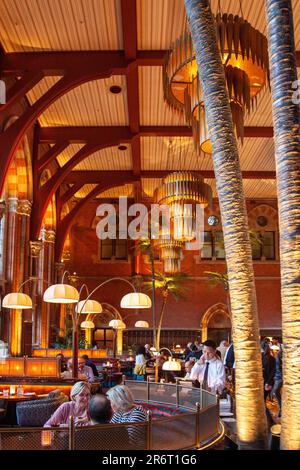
[16,391,68,427]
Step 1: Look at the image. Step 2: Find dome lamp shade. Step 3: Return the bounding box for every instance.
[120,292,151,309]
[75,299,102,314]
[43,284,79,304]
[135,320,149,328]
[162,357,182,371]
[2,293,32,310]
[80,320,95,329]
[109,319,126,329]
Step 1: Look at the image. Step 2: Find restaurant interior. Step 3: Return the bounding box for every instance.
[0,0,299,452]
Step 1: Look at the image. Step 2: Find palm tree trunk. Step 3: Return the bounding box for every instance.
[265,0,300,450]
[185,0,268,449]
[155,295,168,382]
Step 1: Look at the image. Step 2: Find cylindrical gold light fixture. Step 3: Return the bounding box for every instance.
[155,171,212,242]
[163,15,269,153]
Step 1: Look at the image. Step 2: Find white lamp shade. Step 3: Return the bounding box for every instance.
[2,293,32,310]
[75,299,102,314]
[162,358,182,371]
[80,320,95,329]
[43,284,79,304]
[109,319,126,329]
[120,292,151,309]
[135,320,149,328]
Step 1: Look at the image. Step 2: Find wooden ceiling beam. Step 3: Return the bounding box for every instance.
[2,49,300,76]
[1,50,166,76]
[121,0,141,179]
[38,125,273,143]
[65,170,276,184]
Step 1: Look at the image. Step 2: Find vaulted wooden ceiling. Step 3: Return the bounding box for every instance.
[1,0,300,212]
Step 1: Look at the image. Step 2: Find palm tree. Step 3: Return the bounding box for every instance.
[144,271,190,381]
[184,0,268,449]
[265,0,300,450]
[134,238,157,348]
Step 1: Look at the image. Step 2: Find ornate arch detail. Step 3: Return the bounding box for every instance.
[201,303,231,342]
[248,204,278,231]
[3,117,33,200]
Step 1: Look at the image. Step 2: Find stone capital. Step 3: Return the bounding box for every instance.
[0,200,6,219]
[41,228,56,243]
[17,199,32,216]
[30,240,43,258]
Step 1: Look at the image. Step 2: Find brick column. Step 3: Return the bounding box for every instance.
[6,199,31,356]
[30,240,43,348]
[38,229,56,348]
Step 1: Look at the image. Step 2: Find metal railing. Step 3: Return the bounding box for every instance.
[0,380,222,450]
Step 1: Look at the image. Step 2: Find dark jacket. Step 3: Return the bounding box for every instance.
[86,360,99,377]
[274,349,282,381]
[262,353,276,386]
[224,344,235,368]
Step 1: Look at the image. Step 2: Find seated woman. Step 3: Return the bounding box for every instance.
[44,381,91,427]
[107,385,148,448]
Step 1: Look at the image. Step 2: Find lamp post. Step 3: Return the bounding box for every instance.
[43,275,151,378]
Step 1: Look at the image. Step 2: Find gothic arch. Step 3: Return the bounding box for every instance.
[201,303,231,342]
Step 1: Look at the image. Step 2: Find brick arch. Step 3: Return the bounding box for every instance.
[201,303,231,342]
[2,117,33,200]
[248,204,278,231]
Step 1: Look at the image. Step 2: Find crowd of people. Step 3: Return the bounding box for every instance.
[44,382,148,448]
[49,336,282,437]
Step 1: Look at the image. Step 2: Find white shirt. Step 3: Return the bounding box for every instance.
[190,358,226,394]
[135,354,147,365]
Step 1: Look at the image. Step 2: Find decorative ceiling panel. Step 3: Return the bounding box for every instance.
[0,0,123,52]
[74,145,132,171]
[139,66,187,126]
[96,184,134,199]
[36,76,128,127]
[205,178,277,199]
[141,136,211,171]
[56,144,85,167]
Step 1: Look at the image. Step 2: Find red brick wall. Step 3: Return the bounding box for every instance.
[65,199,281,332]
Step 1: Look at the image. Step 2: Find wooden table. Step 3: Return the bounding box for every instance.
[0,393,37,425]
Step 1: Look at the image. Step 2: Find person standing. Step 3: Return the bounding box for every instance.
[217,340,229,362]
[190,340,226,394]
[261,341,276,400]
[271,348,282,417]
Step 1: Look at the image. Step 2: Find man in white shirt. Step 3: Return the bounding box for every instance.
[190,340,226,394]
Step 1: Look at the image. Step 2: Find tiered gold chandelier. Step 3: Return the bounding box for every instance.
[163,13,269,154]
[154,172,212,273]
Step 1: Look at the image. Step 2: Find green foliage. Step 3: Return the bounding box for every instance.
[143,271,191,301]
[204,270,229,291]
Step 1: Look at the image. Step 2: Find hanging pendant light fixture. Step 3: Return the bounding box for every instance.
[109,319,126,329]
[80,320,95,329]
[135,320,149,328]
[163,14,269,154]
[155,171,212,242]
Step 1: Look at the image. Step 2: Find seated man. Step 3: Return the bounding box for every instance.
[61,358,95,383]
[74,394,129,450]
[190,340,226,395]
[81,354,99,377]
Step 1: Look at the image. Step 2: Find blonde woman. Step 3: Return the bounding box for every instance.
[107,385,147,448]
[44,381,90,427]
